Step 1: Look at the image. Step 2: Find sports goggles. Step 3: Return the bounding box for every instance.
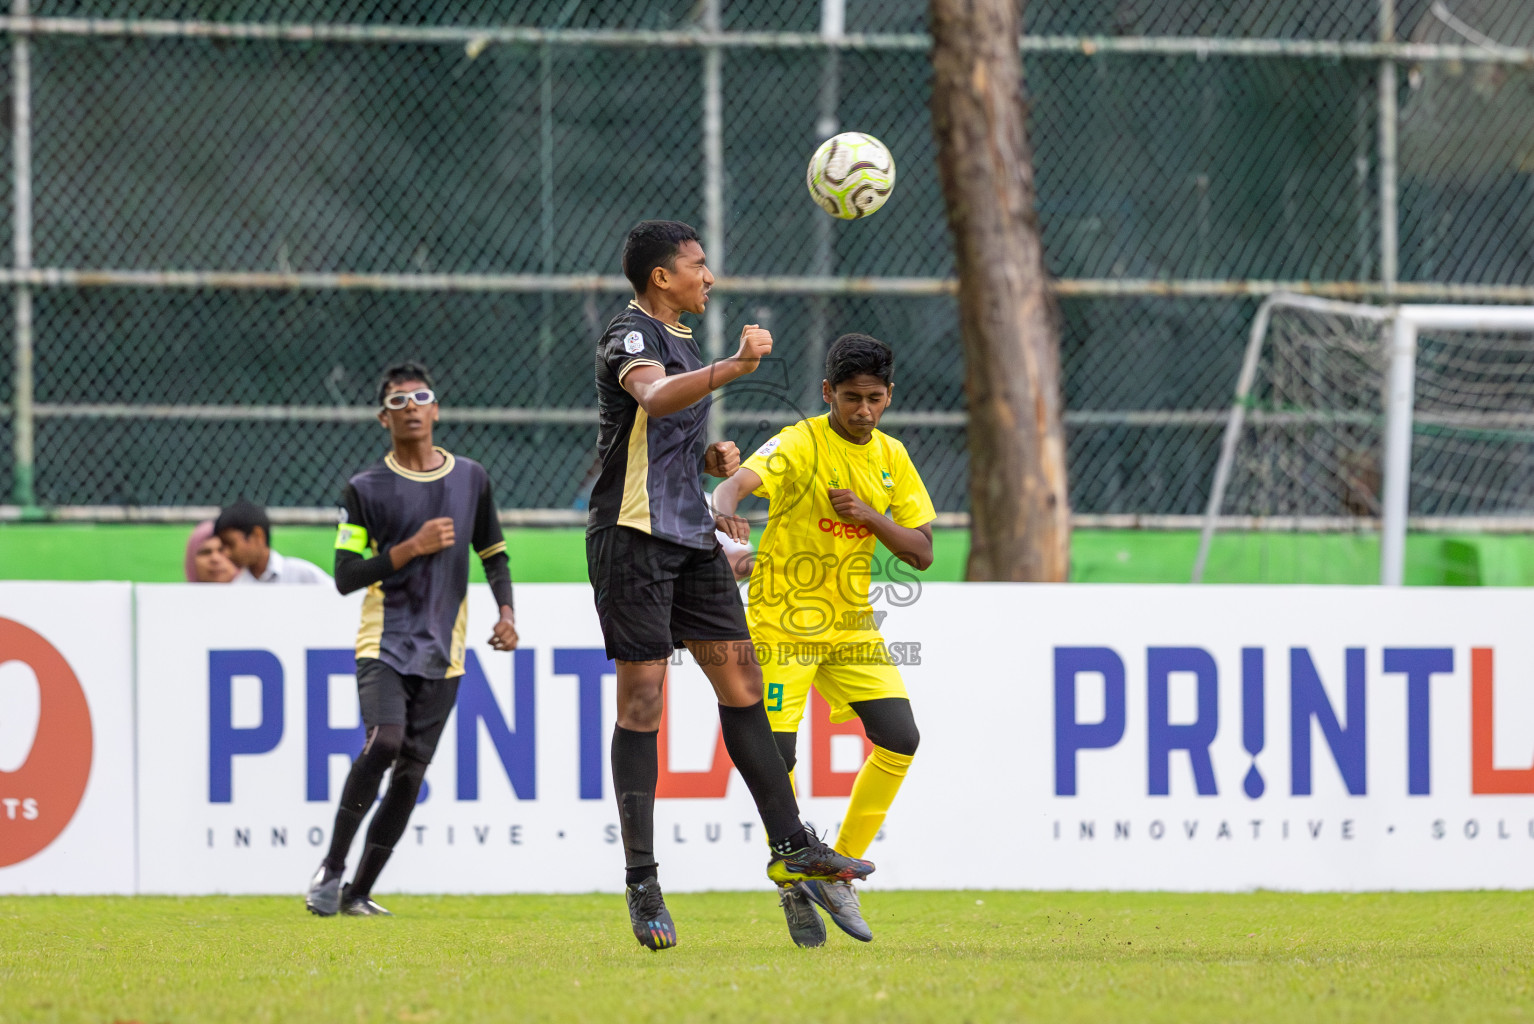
[381,388,435,410]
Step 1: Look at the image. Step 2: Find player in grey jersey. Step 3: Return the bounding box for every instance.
[305,361,516,917]
[587,220,873,950]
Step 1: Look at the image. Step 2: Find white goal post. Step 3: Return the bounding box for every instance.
[1194,294,1534,585]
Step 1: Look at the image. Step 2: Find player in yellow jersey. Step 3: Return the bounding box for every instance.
[711,333,935,946]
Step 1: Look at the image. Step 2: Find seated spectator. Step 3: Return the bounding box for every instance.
[214,499,330,584]
[184,520,236,583]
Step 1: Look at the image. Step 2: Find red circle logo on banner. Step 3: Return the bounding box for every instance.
[0,618,94,867]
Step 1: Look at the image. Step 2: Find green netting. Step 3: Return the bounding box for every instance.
[3,1,1533,522]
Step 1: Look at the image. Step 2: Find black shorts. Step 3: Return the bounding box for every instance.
[586,525,750,662]
[356,657,460,764]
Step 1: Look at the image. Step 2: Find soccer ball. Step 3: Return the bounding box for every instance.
[806,132,896,220]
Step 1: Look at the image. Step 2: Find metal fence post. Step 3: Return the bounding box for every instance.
[1377,0,1404,584]
[1378,0,1398,295]
[10,0,35,512]
[702,0,725,444]
[537,41,555,446]
[806,0,844,412]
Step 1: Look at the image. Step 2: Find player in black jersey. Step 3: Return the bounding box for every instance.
[588,220,873,950]
[305,362,516,917]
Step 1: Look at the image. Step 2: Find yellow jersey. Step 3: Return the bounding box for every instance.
[741,414,936,647]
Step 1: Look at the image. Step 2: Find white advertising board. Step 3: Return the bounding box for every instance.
[134,582,853,895]
[20,579,1534,895]
[905,583,1534,890]
[0,582,136,894]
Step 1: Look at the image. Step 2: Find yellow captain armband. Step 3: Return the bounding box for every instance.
[335,522,370,554]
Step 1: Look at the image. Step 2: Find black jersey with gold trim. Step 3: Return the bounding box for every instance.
[338,448,506,679]
[587,300,715,549]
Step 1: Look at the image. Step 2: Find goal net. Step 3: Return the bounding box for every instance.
[1194,294,1534,583]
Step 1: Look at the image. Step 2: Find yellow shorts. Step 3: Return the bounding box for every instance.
[759,641,907,730]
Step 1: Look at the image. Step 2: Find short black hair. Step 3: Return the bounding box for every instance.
[622,220,700,295]
[825,333,894,388]
[214,499,271,543]
[375,361,435,407]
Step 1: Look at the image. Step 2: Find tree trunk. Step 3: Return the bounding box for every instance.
[929,0,1070,581]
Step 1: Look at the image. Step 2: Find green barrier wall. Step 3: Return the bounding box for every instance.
[4,523,1533,586]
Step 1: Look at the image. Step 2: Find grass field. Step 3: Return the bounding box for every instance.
[2,891,1531,1023]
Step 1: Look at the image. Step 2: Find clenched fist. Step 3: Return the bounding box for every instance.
[409,517,456,555]
[828,488,877,525]
[704,440,740,478]
[735,323,773,372]
[488,610,518,651]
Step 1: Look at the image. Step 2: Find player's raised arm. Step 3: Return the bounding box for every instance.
[623,324,772,419]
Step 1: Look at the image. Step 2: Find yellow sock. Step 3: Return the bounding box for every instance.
[834,746,913,859]
[787,767,797,797]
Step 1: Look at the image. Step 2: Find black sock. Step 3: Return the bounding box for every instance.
[343,757,426,898]
[364,758,427,851]
[323,726,403,872]
[717,701,803,847]
[348,843,391,899]
[321,808,362,875]
[770,827,812,857]
[611,726,659,886]
[772,731,798,776]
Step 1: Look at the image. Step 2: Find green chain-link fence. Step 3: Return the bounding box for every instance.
[2,0,1533,525]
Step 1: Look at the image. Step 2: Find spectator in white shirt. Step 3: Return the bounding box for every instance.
[214,500,330,584]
